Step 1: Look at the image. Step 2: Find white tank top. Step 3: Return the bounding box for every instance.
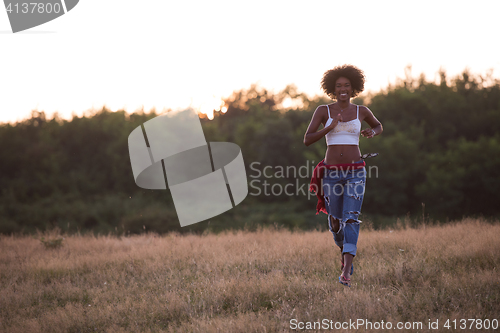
[325,104,361,145]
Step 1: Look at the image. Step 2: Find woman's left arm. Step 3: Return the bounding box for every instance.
[360,106,383,138]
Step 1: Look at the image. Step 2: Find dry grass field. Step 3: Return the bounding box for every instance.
[1,218,499,333]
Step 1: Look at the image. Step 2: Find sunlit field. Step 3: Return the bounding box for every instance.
[1,218,499,332]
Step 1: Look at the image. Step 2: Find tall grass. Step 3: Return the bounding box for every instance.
[0,218,499,332]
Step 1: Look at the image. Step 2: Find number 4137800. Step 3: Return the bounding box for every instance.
[444,319,498,330]
[5,2,62,14]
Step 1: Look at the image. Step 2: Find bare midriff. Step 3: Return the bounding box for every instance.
[325,145,362,165]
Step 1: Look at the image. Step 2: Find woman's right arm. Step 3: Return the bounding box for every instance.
[303,105,340,146]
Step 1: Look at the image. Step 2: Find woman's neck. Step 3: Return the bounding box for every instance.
[336,100,351,110]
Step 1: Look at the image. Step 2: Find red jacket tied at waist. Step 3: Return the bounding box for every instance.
[309,159,366,215]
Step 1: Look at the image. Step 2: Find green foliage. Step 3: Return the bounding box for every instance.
[416,135,500,217]
[1,69,499,233]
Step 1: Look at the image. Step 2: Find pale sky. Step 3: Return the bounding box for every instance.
[1,0,499,124]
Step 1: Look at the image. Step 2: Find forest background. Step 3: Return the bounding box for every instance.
[1,68,499,235]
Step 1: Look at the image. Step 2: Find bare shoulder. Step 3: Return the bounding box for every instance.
[357,104,382,127]
[358,105,374,120]
[358,105,373,114]
[313,104,329,121]
[315,104,329,114]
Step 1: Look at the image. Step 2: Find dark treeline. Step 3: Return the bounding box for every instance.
[1,68,499,234]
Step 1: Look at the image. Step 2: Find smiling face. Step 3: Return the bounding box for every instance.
[334,77,352,101]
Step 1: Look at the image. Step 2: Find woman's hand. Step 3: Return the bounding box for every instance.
[326,113,342,130]
[361,127,376,138]
[304,106,346,146]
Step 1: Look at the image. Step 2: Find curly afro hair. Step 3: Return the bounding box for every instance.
[321,64,365,99]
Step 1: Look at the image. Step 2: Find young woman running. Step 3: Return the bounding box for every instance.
[304,65,383,287]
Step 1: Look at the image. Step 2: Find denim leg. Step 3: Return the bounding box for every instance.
[327,215,344,248]
[333,227,344,248]
[342,222,360,256]
[323,171,344,248]
[341,169,366,256]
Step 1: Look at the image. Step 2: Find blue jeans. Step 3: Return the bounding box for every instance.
[322,162,366,256]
